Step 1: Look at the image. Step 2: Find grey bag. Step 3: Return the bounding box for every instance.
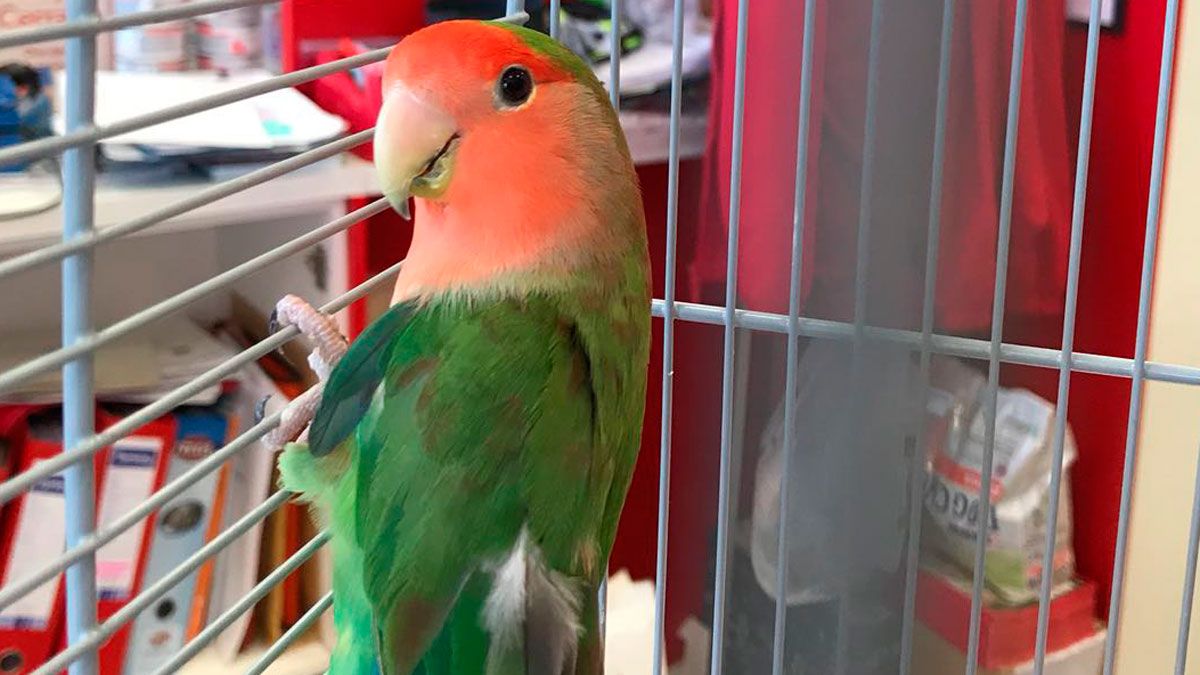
[750,338,919,605]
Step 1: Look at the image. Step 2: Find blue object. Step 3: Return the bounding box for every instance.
[18,91,52,140]
[0,76,24,173]
[0,68,54,172]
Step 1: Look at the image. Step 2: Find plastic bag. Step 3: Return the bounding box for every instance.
[921,357,1077,605]
[750,339,917,605]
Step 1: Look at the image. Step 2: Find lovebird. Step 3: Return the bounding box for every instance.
[273,18,650,675]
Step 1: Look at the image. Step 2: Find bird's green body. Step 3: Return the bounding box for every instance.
[279,252,649,674]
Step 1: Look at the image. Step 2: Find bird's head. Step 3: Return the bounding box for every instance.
[375,20,643,299]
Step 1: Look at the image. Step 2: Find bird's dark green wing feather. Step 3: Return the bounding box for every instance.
[308,300,418,457]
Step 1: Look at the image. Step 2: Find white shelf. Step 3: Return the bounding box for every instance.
[0,155,378,256]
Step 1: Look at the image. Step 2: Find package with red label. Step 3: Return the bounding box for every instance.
[921,356,1077,605]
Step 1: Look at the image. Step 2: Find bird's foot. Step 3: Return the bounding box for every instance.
[268,294,348,380]
[262,294,348,448]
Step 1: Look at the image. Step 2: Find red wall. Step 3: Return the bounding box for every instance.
[1053,0,1171,614]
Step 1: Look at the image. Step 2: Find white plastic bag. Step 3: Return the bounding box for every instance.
[751,339,917,605]
[921,357,1077,604]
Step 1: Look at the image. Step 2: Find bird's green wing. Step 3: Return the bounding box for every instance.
[342,296,602,675]
[308,299,418,457]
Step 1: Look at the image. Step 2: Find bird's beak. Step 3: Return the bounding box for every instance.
[374,86,459,220]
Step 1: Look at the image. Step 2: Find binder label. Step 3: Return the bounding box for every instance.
[0,468,67,628]
[96,436,163,601]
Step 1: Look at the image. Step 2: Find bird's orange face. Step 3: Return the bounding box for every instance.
[374,20,585,216]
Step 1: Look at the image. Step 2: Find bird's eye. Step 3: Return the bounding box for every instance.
[497,66,534,107]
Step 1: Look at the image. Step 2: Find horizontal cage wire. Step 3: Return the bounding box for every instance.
[0,0,1193,673]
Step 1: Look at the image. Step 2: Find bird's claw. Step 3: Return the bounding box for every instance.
[267,306,280,336]
[270,294,348,380]
[261,294,347,450]
[266,307,292,362]
[264,385,323,448]
[254,395,271,424]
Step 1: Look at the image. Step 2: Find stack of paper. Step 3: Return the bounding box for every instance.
[112,319,239,405]
[0,317,237,405]
[54,70,348,165]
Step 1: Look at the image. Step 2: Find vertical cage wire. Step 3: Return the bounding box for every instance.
[769,0,817,672]
[1031,0,1103,672]
[707,0,750,667]
[60,0,100,670]
[1176,449,1200,674]
[609,0,621,109]
[598,0,620,633]
[832,1,887,672]
[1105,0,1184,673]
[897,1,955,672]
[649,0,688,667]
[852,0,884,345]
[965,0,1030,672]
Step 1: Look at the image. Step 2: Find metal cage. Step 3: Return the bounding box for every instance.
[0,0,1193,673]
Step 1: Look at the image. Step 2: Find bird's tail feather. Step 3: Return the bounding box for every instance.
[481,535,592,675]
